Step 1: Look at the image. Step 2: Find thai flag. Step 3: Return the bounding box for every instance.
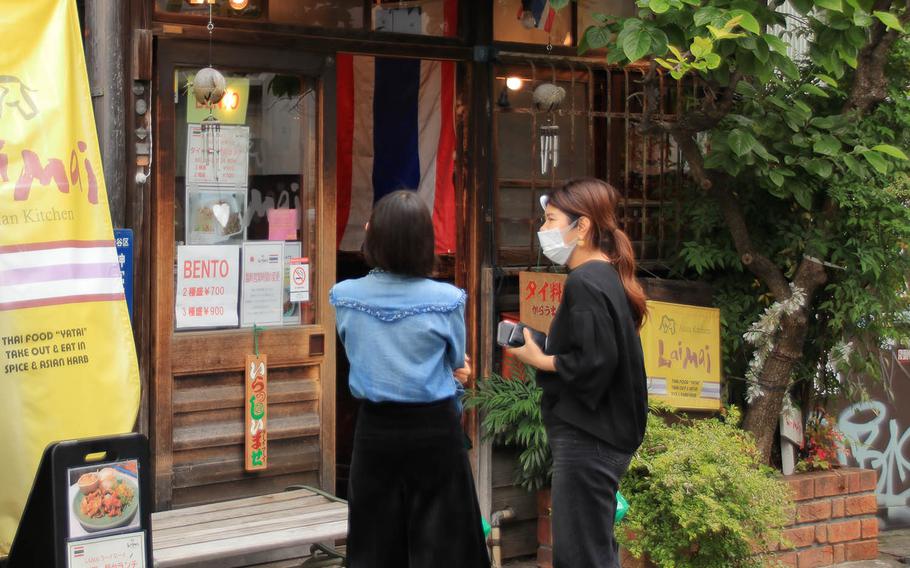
[518,0,557,32]
[335,55,457,254]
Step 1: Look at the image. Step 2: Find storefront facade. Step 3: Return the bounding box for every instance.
[90,3,694,548]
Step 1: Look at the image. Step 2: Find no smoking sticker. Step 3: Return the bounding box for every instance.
[289,257,310,302]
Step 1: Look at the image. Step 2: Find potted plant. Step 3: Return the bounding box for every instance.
[464,369,553,564]
[796,409,848,472]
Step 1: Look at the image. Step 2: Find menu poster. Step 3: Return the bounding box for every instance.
[283,243,302,325]
[175,245,240,329]
[186,124,250,189]
[241,242,284,327]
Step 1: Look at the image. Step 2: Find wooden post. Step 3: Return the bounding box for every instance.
[464,0,495,524]
[85,0,128,227]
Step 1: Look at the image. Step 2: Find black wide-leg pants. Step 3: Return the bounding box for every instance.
[346,398,491,568]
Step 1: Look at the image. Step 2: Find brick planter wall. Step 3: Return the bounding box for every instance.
[774,468,879,568]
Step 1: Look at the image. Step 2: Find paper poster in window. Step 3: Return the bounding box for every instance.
[186,124,250,189]
[175,245,241,329]
[185,189,247,245]
[241,241,284,327]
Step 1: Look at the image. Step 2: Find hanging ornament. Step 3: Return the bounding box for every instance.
[191,3,226,175]
[192,67,227,108]
[193,66,226,174]
[533,83,566,175]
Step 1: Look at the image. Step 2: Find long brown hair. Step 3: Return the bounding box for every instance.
[547,178,648,328]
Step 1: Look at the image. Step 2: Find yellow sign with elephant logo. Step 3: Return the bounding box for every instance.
[0,0,140,553]
[639,301,722,411]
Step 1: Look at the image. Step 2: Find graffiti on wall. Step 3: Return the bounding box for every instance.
[837,349,910,528]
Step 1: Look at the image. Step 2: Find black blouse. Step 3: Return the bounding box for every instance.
[537,261,648,454]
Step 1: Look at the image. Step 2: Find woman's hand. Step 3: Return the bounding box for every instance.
[454,355,472,385]
[507,329,556,372]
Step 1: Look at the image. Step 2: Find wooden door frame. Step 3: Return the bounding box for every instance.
[151,38,336,510]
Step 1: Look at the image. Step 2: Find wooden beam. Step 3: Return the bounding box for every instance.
[85,0,128,227]
[150,19,474,62]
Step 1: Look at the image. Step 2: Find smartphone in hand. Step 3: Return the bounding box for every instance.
[496,321,547,350]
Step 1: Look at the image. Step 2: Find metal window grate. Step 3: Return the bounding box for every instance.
[493,54,690,270]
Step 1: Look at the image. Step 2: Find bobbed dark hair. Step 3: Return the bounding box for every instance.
[363,190,435,278]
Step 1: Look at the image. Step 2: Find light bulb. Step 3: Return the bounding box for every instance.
[223,90,240,110]
[506,77,523,91]
[229,0,250,9]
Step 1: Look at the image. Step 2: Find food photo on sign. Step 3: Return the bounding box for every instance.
[67,460,141,540]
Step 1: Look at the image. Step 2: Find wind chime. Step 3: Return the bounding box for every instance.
[192,1,227,178]
[533,83,566,175]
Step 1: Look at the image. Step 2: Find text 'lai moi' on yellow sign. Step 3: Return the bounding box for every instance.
[639,300,722,411]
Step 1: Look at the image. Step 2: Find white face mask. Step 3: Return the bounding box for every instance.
[537,219,578,265]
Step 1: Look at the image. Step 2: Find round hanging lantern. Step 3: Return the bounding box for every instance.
[193,67,227,107]
[532,83,566,112]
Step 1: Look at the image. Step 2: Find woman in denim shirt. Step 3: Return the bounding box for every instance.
[330,191,490,568]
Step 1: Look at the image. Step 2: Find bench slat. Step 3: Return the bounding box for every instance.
[152,494,327,530]
[153,489,317,521]
[151,488,348,567]
[153,520,348,567]
[153,503,347,547]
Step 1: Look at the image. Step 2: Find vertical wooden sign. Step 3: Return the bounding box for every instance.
[245,355,268,471]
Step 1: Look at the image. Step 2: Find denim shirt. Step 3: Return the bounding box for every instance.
[329,270,467,404]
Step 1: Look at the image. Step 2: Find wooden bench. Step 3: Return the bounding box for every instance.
[152,486,347,567]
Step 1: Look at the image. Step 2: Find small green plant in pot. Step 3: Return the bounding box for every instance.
[464,369,551,491]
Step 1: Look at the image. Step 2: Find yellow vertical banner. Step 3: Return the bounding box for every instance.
[0,0,140,554]
[639,301,722,411]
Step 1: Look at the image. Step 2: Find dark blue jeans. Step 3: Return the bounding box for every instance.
[547,420,632,568]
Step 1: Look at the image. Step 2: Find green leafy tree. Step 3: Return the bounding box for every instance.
[553,0,910,461]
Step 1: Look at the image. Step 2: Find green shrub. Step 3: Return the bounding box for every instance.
[620,406,792,568]
[467,373,792,567]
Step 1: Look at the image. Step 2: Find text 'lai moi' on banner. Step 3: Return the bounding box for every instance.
[640,301,722,411]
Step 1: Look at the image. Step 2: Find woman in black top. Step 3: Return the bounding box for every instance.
[509,178,648,568]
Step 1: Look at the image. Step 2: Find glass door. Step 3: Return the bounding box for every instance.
[151,40,335,510]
